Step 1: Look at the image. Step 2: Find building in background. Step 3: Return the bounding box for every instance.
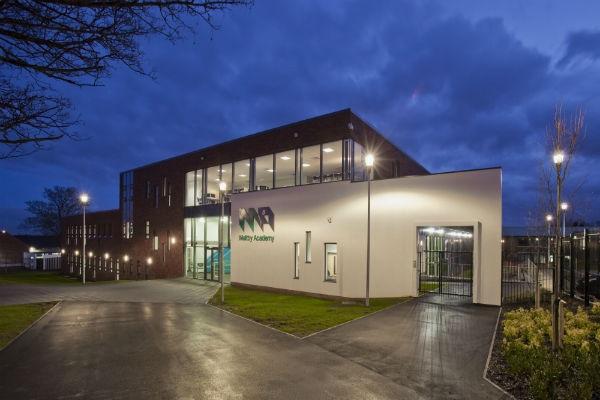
[60,109,502,305]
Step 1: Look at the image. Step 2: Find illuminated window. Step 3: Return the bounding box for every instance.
[293,242,300,279]
[325,243,338,282]
[305,231,312,262]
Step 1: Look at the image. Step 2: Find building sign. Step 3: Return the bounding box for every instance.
[238,207,275,243]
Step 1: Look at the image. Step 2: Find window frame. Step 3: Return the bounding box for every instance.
[293,242,300,279]
[324,242,338,282]
[305,231,312,263]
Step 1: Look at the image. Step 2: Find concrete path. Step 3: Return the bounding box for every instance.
[0,278,219,305]
[0,301,423,400]
[307,295,507,400]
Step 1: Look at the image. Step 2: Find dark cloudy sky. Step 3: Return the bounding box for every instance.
[2,0,600,233]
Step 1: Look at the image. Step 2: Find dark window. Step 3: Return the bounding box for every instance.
[154,186,159,208]
[146,180,151,199]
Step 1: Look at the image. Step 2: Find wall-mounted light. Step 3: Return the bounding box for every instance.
[88,251,93,257]
[104,252,109,260]
[61,249,66,254]
[75,250,80,255]
[146,257,153,265]
[365,154,375,167]
[29,247,36,253]
[123,254,129,262]
[170,237,176,245]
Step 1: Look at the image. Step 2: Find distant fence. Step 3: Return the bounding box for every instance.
[502,230,600,306]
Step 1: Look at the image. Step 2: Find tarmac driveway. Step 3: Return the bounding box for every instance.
[307,295,506,400]
[0,278,219,305]
[0,301,422,400]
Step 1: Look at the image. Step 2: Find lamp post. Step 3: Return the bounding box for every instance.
[219,181,227,304]
[79,193,89,284]
[364,153,374,307]
[560,202,568,237]
[552,151,565,349]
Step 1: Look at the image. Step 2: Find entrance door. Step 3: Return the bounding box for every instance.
[205,247,220,281]
[417,226,474,297]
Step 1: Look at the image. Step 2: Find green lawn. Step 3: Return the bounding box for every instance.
[0,302,57,349]
[419,282,440,292]
[0,271,122,285]
[210,286,409,337]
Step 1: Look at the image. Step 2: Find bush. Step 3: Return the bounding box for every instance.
[502,307,600,399]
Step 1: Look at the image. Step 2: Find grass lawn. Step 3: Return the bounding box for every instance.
[0,302,57,349]
[210,286,409,337]
[0,271,122,285]
[419,282,439,292]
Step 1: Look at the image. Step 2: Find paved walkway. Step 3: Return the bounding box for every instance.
[307,295,507,399]
[0,278,219,305]
[0,301,423,400]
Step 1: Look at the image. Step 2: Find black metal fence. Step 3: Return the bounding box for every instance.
[502,230,600,306]
[418,250,473,297]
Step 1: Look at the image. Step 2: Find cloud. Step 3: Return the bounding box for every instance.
[1,0,599,230]
[557,30,600,68]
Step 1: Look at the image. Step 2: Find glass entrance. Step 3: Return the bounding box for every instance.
[205,247,220,281]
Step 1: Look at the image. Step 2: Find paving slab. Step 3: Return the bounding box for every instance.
[307,295,508,400]
[0,301,423,400]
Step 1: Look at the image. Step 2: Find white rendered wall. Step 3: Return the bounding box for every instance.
[231,168,502,305]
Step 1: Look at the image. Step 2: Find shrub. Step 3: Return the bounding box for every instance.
[502,307,600,399]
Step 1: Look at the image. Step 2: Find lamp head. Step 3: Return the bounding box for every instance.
[79,193,89,205]
[545,214,553,222]
[365,153,375,167]
[553,151,565,165]
[561,202,568,211]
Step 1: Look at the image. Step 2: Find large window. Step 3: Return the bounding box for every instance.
[353,141,366,181]
[220,163,232,200]
[233,159,250,193]
[325,243,338,282]
[254,154,273,190]
[195,170,203,205]
[300,144,321,185]
[185,171,195,206]
[275,149,296,188]
[206,166,220,204]
[322,140,343,182]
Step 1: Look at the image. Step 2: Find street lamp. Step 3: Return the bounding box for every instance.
[552,150,565,349]
[219,180,227,303]
[80,193,89,285]
[365,153,374,307]
[561,202,568,237]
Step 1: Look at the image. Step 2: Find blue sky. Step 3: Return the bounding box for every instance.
[2,0,600,233]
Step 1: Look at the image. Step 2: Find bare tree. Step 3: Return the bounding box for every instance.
[21,186,81,236]
[0,0,252,159]
[541,105,585,349]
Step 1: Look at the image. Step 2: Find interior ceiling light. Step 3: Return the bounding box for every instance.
[266,169,274,172]
[238,174,247,177]
[302,163,310,167]
[280,156,291,160]
[323,147,334,153]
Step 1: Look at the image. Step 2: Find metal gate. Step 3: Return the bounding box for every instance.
[418,250,473,297]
